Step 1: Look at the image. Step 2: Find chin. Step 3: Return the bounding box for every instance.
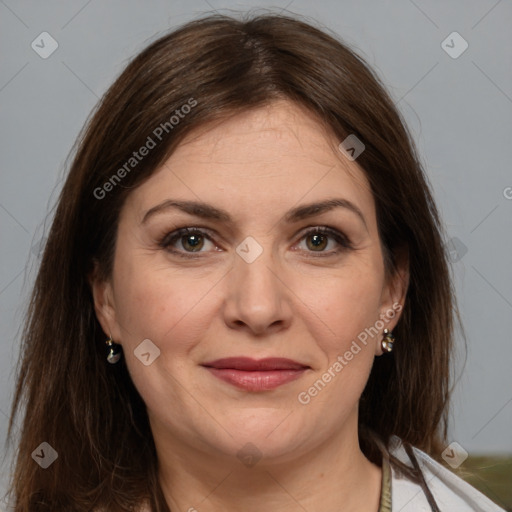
[206,409,313,462]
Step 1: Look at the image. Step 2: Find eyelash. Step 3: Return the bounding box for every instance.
[158,226,354,259]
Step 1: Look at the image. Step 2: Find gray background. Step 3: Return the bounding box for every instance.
[1,0,511,506]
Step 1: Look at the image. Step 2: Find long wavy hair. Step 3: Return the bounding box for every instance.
[6,12,458,511]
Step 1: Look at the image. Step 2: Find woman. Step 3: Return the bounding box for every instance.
[6,12,505,512]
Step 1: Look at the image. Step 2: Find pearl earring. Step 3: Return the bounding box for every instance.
[106,336,122,364]
[381,329,395,353]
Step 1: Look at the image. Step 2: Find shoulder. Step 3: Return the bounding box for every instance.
[387,436,506,512]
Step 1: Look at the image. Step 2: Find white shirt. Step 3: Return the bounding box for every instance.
[389,436,506,511]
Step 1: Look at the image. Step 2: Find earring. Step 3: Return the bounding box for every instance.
[106,336,122,364]
[381,329,395,353]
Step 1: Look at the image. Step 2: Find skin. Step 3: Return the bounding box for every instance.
[91,99,408,512]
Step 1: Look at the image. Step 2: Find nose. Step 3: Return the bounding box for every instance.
[222,243,293,337]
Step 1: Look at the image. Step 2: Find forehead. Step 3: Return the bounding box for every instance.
[174,100,366,180]
[124,100,375,226]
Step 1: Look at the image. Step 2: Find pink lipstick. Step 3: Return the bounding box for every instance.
[202,357,309,392]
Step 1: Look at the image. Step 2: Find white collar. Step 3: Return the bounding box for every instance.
[388,436,506,511]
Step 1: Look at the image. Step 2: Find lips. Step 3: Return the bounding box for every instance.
[203,357,308,371]
[202,357,310,391]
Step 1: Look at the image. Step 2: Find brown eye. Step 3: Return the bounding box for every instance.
[180,233,204,252]
[306,233,328,251]
[160,227,216,256]
[297,227,353,255]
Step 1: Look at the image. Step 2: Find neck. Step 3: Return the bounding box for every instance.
[152,414,383,512]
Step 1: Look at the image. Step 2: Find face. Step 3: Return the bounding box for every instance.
[92,100,407,465]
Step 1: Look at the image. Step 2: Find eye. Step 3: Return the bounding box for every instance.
[295,227,353,255]
[159,226,353,258]
[159,227,217,257]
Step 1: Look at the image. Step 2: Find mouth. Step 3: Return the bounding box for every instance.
[201,357,310,392]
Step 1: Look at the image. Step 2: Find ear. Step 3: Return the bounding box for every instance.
[88,261,123,344]
[375,246,409,355]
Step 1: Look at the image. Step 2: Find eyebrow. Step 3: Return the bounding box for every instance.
[141,198,368,231]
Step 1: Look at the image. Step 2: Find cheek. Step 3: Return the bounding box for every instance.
[111,250,214,350]
[322,272,385,397]
[297,273,381,412]
[297,265,384,349]
[110,257,216,408]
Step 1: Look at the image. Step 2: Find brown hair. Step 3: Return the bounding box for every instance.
[6,11,458,511]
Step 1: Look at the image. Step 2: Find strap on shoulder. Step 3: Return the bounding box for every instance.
[403,442,441,512]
